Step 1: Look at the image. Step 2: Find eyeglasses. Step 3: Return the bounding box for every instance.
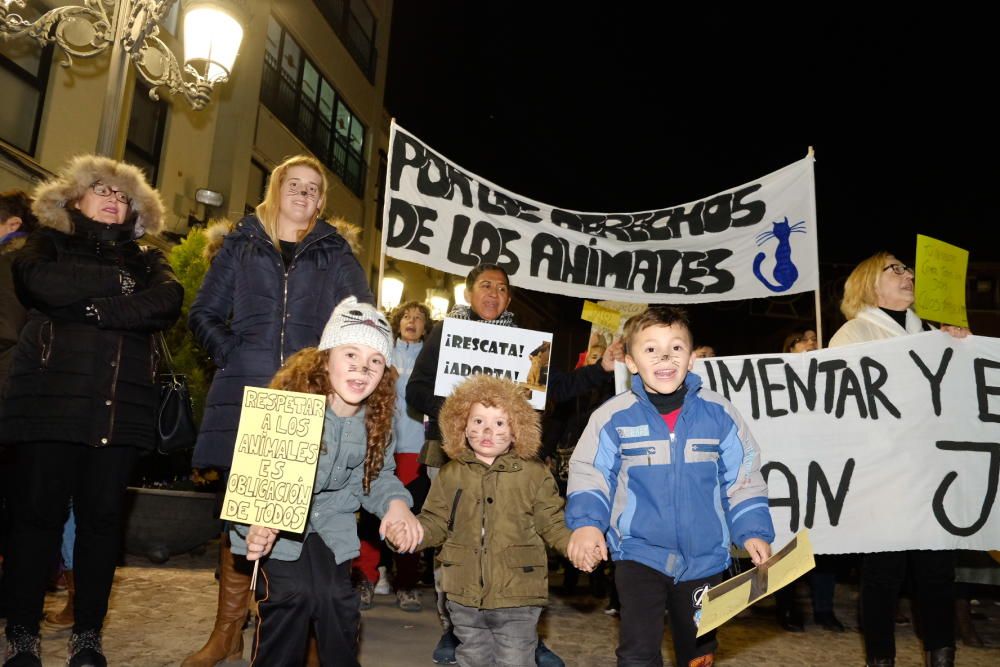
[285,179,321,200]
[883,263,914,276]
[90,182,130,205]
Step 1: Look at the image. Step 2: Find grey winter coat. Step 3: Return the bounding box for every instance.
[231,406,412,563]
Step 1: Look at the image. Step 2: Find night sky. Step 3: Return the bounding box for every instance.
[385,5,996,267]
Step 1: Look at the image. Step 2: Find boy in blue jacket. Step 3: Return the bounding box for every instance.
[566,306,774,667]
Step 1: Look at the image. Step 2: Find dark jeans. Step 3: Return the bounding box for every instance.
[775,554,842,617]
[254,534,360,667]
[862,550,956,659]
[615,559,722,667]
[4,441,137,635]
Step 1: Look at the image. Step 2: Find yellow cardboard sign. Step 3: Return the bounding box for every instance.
[914,235,969,328]
[581,301,621,332]
[220,387,327,533]
[696,530,815,636]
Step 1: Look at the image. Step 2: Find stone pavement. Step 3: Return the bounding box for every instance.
[3,544,999,666]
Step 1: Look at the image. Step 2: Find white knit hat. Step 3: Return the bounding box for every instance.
[318,296,393,365]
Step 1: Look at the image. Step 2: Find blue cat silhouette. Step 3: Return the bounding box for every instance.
[752,217,807,292]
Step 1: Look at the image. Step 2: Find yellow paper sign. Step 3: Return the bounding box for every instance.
[697,530,816,636]
[581,301,621,332]
[914,235,969,327]
[220,387,327,533]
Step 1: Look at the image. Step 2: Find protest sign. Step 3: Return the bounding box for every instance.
[435,318,553,409]
[915,234,969,327]
[697,531,815,637]
[694,332,1000,553]
[581,301,622,333]
[383,122,818,304]
[220,387,326,533]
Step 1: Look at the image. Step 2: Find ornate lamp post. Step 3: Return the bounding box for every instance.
[0,0,245,155]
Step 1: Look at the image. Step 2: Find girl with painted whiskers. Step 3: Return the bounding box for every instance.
[388,374,594,667]
[237,297,423,667]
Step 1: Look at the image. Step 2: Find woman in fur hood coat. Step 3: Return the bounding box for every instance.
[0,155,183,667]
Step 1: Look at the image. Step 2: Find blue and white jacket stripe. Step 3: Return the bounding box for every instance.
[566,372,774,581]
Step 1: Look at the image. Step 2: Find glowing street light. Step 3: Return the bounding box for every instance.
[0,0,246,155]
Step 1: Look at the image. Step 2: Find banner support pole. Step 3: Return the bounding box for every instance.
[376,120,396,310]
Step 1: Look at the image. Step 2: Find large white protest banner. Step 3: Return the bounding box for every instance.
[694,332,1000,554]
[383,121,818,304]
[436,319,553,409]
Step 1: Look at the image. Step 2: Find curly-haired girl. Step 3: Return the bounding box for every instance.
[235,297,423,666]
[388,374,589,666]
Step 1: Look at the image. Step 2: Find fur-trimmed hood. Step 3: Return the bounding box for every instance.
[202,218,234,263]
[329,216,362,256]
[438,374,541,461]
[31,155,165,238]
[0,234,26,256]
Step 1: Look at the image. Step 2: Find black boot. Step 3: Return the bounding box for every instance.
[2,625,41,667]
[67,629,107,667]
[924,647,955,667]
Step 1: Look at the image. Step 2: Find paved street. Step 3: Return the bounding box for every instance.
[3,543,998,666]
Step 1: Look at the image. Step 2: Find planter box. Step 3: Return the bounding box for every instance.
[124,487,221,563]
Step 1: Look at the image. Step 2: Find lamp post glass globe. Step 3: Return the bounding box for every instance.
[381,275,404,311]
[453,282,469,307]
[183,2,244,82]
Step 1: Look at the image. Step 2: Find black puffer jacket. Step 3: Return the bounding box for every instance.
[188,214,372,469]
[0,214,183,448]
[0,235,28,389]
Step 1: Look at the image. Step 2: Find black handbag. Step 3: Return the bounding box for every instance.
[155,332,197,454]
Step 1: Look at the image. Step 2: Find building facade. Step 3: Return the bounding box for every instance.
[1,0,393,282]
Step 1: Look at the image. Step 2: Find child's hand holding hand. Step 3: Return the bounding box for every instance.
[743,537,771,566]
[380,498,424,553]
[568,526,607,571]
[384,520,408,549]
[600,338,625,371]
[246,525,279,561]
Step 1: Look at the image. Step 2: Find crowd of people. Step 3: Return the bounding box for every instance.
[0,153,991,667]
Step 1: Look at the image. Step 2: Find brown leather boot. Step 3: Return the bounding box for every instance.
[44,570,74,629]
[181,534,252,667]
[305,634,320,667]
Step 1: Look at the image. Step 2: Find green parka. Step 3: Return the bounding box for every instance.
[417,448,571,610]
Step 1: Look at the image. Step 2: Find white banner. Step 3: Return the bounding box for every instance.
[694,332,1000,553]
[435,319,553,409]
[383,122,819,304]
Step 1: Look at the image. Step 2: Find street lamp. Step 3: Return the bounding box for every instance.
[453,281,469,307]
[0,0,245,156]
[381,272,404,311]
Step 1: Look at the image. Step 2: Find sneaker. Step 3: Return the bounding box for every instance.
[3,626,42,667]
[535,639,565,667]
[356,578,375,611]
[603,604,619,616]
[67,629,107,667]
[432,629,459,665]
[374,565,392,595]
[396,588,422,612]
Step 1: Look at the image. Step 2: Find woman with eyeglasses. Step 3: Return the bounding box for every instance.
[184,155,372,667]
[0,156,183,667]
[828,251,969,667]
